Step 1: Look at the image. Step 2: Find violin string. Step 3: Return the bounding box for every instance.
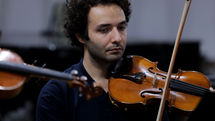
[171,79,204,93]
[171,79,208,95]
[170,81,205,96]
[174,79,209,95]
[170,79,209,96]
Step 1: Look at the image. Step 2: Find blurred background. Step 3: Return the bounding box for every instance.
[0,0,215,121]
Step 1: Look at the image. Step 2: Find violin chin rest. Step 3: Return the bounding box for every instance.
[111,55,133,77]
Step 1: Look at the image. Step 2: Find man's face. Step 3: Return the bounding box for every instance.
[84,4,127,63]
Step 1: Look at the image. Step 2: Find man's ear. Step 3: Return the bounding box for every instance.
[75,33,86,44]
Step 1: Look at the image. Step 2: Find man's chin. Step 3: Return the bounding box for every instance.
[106,54,123,62]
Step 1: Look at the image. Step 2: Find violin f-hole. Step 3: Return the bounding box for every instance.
[140,88,163,98]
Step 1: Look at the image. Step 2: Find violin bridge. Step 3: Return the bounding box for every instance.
[152,74,157,87]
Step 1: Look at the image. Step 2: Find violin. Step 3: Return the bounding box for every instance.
[0,48,103,100]
[0,48,26,99]
[109,55,211,112]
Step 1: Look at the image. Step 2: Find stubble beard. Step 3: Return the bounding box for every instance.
[88,47,124,66]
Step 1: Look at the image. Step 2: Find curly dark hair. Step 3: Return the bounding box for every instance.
[64,0,131,48]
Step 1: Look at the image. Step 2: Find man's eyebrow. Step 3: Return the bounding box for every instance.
[119,21,127,26]
[97,24,111,28]
[97,21,127,28]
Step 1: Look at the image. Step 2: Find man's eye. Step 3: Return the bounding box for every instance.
[98,28,110,33]
[118,25,126,31]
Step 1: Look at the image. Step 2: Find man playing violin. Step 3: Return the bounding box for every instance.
[36,0,169,121]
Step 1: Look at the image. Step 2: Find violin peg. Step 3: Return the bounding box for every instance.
[41,63,47,68]
[32,60,38,65]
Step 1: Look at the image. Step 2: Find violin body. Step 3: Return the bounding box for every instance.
[0,48,26,99]
[109,55,210,112]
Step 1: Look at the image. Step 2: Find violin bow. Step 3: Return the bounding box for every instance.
[156,0,192,121]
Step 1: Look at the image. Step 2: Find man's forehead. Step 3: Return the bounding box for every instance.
[88,4,126,26]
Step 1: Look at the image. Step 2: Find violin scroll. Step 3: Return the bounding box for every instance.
[67,70,104,100]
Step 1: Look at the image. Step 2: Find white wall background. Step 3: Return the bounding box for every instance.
[127,0,215,62]
[0,0,215,61]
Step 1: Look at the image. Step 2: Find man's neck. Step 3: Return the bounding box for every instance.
[83,54,110,78]
[82,53,111,92]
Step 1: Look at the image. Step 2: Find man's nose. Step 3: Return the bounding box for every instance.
[111,28,122,43]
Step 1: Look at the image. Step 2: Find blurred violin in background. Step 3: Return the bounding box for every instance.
[0,48,26,99]
[0,48,103,100]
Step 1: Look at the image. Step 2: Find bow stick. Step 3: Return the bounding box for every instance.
[156,0,192,121]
